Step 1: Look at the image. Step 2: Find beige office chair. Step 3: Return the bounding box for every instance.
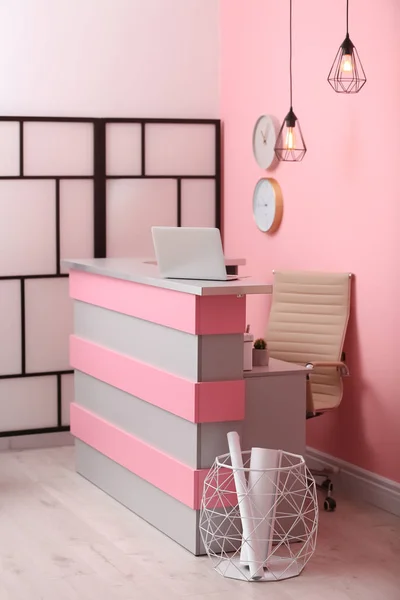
[266,270,352,511]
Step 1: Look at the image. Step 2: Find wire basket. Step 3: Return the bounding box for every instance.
[199,449,318,582]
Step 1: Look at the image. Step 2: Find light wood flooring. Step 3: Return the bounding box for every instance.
[0,446,399,599]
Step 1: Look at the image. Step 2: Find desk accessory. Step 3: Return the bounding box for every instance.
[244,324,254,371]
[240,447,282,567]
[253,338,269,366]
[200,440,319,582]
[244,333,254,371]
[226,432,263,580]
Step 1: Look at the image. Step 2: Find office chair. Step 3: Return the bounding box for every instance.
[266,270,352,511]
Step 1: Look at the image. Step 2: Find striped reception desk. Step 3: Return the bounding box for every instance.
[64,257,277,554]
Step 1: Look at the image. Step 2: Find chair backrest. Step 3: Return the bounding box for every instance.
[266,270,352,412]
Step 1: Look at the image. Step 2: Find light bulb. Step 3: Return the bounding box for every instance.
[285,127,296,150]
[341,54,353,73]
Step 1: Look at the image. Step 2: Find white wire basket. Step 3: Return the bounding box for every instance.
[199,448,318,582]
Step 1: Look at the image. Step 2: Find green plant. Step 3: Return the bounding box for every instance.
[254,338,267,350]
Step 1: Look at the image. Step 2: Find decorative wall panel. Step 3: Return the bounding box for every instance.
[0,116,221,437]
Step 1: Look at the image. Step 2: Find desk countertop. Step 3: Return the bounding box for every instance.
[244,358,309,378]
[62,257,272,297]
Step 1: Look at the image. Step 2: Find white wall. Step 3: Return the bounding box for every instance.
[0,0,219,118]
[0,0,220,446]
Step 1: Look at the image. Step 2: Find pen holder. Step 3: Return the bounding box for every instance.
[243,333,254,371]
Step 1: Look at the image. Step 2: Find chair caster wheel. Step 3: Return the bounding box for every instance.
[324,497,336,512]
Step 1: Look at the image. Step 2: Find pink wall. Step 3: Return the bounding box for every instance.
[220,0,400,483]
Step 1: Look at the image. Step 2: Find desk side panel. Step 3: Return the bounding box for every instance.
[69,270,246,335]
[70,403,208,509]
[74,371,244,471]
[74,372,198,467]
[74,301,244,382]
[75,440,199,555]
[70,336,245,423]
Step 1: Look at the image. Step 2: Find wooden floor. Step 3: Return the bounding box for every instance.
[0,446,399,600]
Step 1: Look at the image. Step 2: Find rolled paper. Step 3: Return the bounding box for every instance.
[240,447,282,566]
[227,432,263,580]
[266,449,282,561]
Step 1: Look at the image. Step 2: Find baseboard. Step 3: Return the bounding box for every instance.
[307,446,400,518]
[0,431,74,452]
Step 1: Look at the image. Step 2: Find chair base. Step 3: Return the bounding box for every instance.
[306,411,323,419]
[311,467,339,512]
[305,410,340,510]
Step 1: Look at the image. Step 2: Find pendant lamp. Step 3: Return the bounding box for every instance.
[328,0,366,93]
[274,0,306,162]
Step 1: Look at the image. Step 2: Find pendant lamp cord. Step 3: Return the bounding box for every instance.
[346,0,349,35]
[289,0,293,109]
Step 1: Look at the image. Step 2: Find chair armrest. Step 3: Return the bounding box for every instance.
[305,361,350,377]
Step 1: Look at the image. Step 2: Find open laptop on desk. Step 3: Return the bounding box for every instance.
[151,226,238,281]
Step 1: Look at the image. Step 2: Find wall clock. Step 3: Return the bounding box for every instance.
[252,177,283,233]
[252,114,276,169]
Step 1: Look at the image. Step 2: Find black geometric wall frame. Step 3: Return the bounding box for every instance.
[0,116,221,437]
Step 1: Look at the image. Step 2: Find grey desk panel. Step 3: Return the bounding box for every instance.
[242,371,308,544]
[74,301,244,382]
[75,441,199,554]
[74,372,198,467]
[74,301,199,381]
[198,334,243,382]
[243,374,307,457]
[200,368,307,467]
[75,372,246,470]
[198,421,243,469]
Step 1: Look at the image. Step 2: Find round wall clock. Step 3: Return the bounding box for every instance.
[252,114,276,169]
[252,177,283,233]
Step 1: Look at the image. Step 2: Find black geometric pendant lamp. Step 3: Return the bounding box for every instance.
[274,0,306,163]
[328,0,366,93]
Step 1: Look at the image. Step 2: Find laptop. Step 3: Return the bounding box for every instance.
[151,227,238,281]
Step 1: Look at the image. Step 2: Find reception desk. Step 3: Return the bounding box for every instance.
[64,258,307,555]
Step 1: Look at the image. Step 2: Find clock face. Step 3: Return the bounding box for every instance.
[253,178,283,233]
[252,115,276,169]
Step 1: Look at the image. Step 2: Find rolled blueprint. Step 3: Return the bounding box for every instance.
[240,447,282,566]
[227,432,263,580]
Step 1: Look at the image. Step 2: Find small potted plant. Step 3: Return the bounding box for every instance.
[253,338,269,366]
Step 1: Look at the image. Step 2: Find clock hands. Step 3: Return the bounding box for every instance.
[260,123,270,145]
